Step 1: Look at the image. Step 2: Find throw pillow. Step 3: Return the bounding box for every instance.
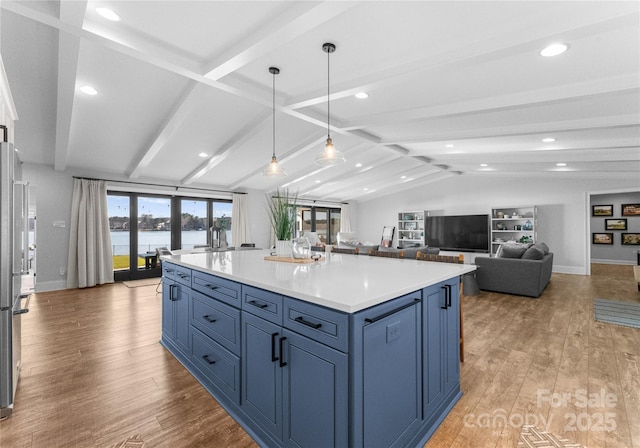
[403,245,429,259]
[377,245,401,253]
[499,243,528,259]
[533,242,550,254]
[522,245,545,260]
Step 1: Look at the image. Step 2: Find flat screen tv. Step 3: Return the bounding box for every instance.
[425,214,490,253]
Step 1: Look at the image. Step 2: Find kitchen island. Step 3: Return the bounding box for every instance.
[160,249,475,448]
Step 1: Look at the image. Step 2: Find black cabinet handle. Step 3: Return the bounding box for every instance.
[178,273,189,279]
[365,299,420,324]
[169,284,177,301]
[203,315,217,323]
[202,355,216,365]
[446,284,452,308]
[279,337,287,367]
[248,300,268,309]
[441,286,448,309]
[271,332,279,362]
[205,284,218,290]
[295,316,322,329]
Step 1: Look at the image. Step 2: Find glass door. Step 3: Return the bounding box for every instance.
[136,196,171,273]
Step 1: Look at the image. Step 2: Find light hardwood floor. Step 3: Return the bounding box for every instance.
[0,265,638,448]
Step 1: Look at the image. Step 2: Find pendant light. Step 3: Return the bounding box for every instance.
[263,66,286,177]
[315,42,346,166]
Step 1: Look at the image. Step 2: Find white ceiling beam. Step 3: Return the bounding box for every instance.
[53,0,87,172]
[127,81,200,179]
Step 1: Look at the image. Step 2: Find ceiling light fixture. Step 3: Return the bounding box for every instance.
[542,137,556,143]
[445,144,455,148]
[556,162,567,167]
[80,85,98,95]
[540,43,568,57]
[96,7,121,21]
[355,92,368,99]
[263,67,286,177]
[198,152,208,158]
[480,163,488,167]
[355,163,362,167]
[315,43,345,166]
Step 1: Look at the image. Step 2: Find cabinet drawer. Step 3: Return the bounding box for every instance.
[174,266,192,287]
[192,271,241,308]
[162,262,177,281]
[191,291,241,355]
[284,297,349,353]
[242,285,283,325]
[191,328,241,405]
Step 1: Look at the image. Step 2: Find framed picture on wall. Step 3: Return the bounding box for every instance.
[621,233,640,245]
[622,204,640,216]
[592,205,613,216]
[605,219,627,230]
[592,233,614,245]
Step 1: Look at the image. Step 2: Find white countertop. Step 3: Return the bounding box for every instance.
[163,249,475,313]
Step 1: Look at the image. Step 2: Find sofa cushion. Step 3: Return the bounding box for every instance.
[533,242,550,254]
[377,245,402,254]
[522,245,545,260]
[498,243,529,259]
[402,245,430,259]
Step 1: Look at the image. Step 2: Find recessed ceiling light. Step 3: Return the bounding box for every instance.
[363,188,369,191]
[542,137,556,143]
[198,152,208,158]
[315,180,321,183]
[556,162,567,167]
[480,163,488,167]
[96,7,121,21]
[400,175,406,179]
[445,144,455,148]
[540,43,568,57]
[355,163,362,168]
[80,85,98,95]
[355,92,368,99]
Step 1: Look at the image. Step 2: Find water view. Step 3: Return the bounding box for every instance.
[110,230,232,255]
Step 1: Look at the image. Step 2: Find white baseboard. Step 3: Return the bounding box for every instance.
[34,280,67,292]
[591,259,636,266]
[553,265,588,275]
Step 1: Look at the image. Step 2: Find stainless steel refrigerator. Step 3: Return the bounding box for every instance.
[0,141,30,419]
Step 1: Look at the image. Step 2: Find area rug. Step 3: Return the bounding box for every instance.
[518,425,584,448]
[111,434,145,448]
[122,278,161,288]
[594,298,640,329]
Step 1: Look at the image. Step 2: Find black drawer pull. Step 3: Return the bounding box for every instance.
[446,284,452,308]
[248,300,268,309]
[202,355,216,365]
[203,315,217,323]
[169,284,177,301]
[271,332,279,362]
[205,284,219,290]
[441,286,448,309]
[279,337,287,368]
[295,316,322,329]
[364,299,420,324]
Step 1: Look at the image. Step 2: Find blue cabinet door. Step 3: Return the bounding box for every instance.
[242,311,283,441]
[423,278,460,421]
[161,279,191,355]
[282,329,348,448]
[362,302,421,448]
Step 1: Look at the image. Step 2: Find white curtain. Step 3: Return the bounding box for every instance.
[231,193,250,246]
[340,203,352,232]
[67,179,114,289]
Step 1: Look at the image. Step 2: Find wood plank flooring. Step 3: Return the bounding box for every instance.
[0,264,638,447]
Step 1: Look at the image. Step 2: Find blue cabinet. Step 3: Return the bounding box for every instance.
[161,265,191,355]
[422,278,460,422]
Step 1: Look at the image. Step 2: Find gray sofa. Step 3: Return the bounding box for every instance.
[475,243,553,298]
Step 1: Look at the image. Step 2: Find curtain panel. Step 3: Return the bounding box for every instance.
[67,179,114,289]
[340,203,352,233]
[231,193,250,246]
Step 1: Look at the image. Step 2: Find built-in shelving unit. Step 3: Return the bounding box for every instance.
[398,211,425,248]
[490,206,537,255]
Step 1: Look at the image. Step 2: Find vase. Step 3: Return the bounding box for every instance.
[292,237,311,259]
[275,240,291,257]
[523,220,533,231]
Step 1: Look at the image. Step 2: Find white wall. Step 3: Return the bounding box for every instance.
[355,175,640,275]
[22,163,74,291]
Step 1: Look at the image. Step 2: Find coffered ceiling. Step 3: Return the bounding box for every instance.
[1,1,639,201]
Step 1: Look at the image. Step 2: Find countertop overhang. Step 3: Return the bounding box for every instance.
[162,249,475,313]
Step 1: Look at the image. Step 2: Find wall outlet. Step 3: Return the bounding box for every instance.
[59,267,66,276]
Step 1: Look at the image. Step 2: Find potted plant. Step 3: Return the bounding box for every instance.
[267,188,297,256]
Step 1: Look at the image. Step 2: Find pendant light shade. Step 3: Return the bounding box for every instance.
[315,42,345,166]
[264,66,286,177]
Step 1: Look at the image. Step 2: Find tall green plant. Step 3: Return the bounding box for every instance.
[267,188,297,241]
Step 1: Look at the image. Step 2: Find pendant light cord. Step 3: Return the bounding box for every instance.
[327,46,331,139]
[272,71,276,158]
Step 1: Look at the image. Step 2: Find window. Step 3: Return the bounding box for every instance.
[107,192,232,280]
[296,206,341,244]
